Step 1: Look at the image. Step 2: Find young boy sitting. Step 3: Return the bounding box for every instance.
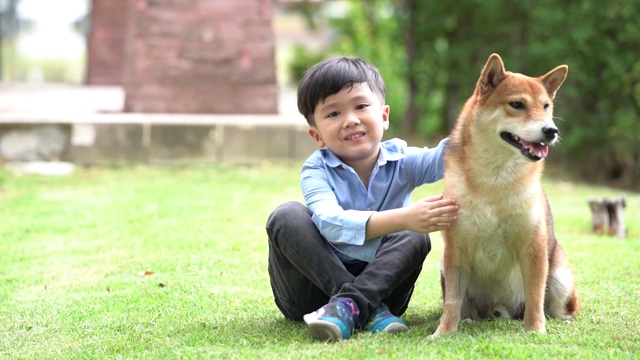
[266,56,458,341]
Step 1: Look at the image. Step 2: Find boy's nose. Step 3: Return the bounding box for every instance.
[343,113,361,127]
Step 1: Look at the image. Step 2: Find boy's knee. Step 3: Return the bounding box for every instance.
[274,296,306,321]
[422,234,432,256]
[267,201,309,228]
[407,232,431,259]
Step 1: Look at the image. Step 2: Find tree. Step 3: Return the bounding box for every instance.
[322,0,639,188]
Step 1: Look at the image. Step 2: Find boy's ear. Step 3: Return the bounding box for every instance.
[308,127,326,148]
[382,105,390,130]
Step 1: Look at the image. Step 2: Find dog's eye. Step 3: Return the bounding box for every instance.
[543,103,550,111]
[509,101,525,110]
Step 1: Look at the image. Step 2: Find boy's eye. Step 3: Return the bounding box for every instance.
[356,104,369,110]
[327,111,339,118]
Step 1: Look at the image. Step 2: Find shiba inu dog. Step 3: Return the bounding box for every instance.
[430,54,579,338]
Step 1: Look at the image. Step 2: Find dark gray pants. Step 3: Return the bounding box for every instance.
[266,201,431,327]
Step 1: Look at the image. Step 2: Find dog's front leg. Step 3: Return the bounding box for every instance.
[521,238,549,333]
[429,247,469,338]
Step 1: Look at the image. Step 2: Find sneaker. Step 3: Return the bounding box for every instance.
[364,303,409,334]
[303,298,359,341]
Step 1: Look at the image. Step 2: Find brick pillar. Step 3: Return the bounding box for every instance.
[86,0,129,85]
[122,0,278,114]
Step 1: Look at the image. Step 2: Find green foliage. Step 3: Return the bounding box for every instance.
[289,0,640,188]
[287,44,327,84]
[0,164,639,358]
[554,1,640,187]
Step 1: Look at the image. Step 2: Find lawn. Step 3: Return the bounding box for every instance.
[1,163,638,359]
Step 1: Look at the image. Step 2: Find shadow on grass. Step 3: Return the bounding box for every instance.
[399,307,443,336]
[207,306,445,346]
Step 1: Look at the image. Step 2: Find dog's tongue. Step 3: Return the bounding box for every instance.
[521,140,549,158]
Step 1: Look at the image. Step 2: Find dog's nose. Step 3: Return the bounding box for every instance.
[542,126,559,141]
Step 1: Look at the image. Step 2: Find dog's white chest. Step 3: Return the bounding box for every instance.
[450,206,535,305]
[453,200,541,272]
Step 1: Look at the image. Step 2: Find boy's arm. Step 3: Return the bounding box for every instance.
[364,207,408,239]
[408,138,448,185]
[302,160,374,246]
[364,138,456,238]
[303,166,458,242]
[366,195,458,238]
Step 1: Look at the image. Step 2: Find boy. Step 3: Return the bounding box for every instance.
[266,56,458,341]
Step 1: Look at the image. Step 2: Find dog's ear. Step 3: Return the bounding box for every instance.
[540,65,568,99]
[477,53,507,97]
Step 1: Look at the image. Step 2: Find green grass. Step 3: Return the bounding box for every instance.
[1,163,638,359]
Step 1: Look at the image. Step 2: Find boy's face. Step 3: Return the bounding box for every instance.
[308,83,389,167]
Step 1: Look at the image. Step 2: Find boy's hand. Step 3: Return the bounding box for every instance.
[365,194,458,240]
[404,195,458,233]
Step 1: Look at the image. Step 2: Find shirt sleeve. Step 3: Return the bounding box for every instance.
[407,138,448,185]
[301,159,374,246]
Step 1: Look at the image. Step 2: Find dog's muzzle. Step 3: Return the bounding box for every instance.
[500,127,558,162]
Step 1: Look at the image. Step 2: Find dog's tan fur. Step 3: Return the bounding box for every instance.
[430,54,579,338]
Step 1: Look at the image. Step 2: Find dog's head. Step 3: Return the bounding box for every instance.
[473,54,568,162]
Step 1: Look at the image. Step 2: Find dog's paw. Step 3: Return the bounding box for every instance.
[524,324,546,334]
[462,318,476,325]
[524,317,546,334]
[524,327,547,335]
[428,328,446,340]
[428,325,458,339]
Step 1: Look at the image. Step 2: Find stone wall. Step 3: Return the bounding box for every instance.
[86,0,130,85]
[122,0,278,114]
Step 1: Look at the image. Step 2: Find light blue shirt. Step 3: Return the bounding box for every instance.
[301,138,448,263]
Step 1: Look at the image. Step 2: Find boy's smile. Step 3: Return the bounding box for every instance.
[345,130,366,141]
[308,83,390,169]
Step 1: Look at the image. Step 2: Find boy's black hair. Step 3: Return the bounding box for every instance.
[297,56,387,126]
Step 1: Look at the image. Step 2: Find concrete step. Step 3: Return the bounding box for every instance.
[0,85,317,165]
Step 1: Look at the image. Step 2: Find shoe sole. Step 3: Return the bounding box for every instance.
[379,322,409,334]
[303,316,345,341]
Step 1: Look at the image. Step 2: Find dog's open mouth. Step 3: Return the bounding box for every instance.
[500,132,549,161]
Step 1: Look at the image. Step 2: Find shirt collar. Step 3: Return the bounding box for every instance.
[321,140,406,168]
[379,140,406,163]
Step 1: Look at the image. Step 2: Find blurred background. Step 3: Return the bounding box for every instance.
[0,0,88,83]
[0,0,638,189]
